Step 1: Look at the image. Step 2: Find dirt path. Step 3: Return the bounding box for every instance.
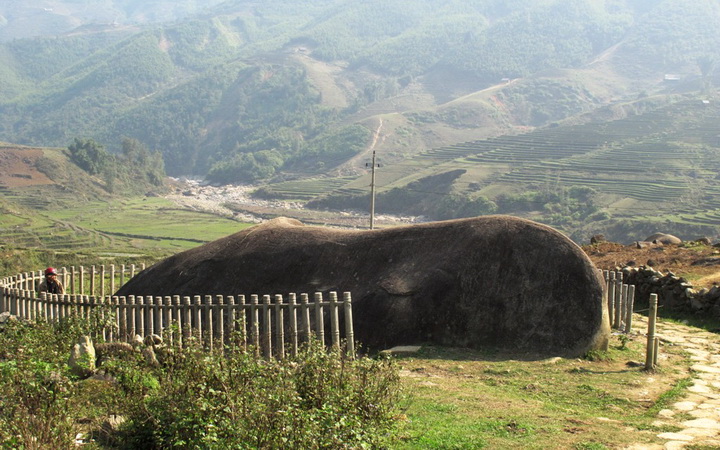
[332,117,384,176]
[626,315,720,449]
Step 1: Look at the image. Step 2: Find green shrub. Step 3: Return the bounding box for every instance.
[120,339,402,448]
[0,316,402,448]
[0,319,84,448]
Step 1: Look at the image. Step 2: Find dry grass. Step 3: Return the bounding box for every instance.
[393,322,692,449]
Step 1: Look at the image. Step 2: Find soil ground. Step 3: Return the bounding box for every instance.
[583,241,720,290]
[0,146,53,188]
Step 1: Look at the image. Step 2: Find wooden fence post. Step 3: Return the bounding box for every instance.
[70,266,76,295]
[56,293,64,321]
[607,271,615,329]
[153,296,162,338]
[193,295,202,340]
[101,265,107,298]
[262,295,272,359]
[645,294,658,370]
[39,289,46,321]
[330,292,340,350]
[173,295,182,348]
[110,296,120,342]
[301,293,311,343]
[128,295,137,340]
[226,295,236,349]
[314,292,325,345]
[274,294,285,360]
[164,296,173,345]
[182,296,192,345]
[620,284,628,331]
[289,293,299,357]
[216,295,225,351]
[110,265,116,295]
[12,288,19,317]
[204,295,213,351]
[90,266,96,297]
[135,296,144,338]
[625,285,636,333]
[614,272,623,329]
[250,294,260,355]
[653,337,659,366]
[118,296,126,341]
[237,295,247,351]
[145,296,154,338]
[344,292,355,359]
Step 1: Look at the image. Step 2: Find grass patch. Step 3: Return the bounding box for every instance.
[645,377,694,417]
[394,328,692,449]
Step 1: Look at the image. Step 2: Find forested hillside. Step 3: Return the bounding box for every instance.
[0,0,719,239]
[0,0,227,42]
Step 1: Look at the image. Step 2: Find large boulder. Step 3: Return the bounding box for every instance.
[116,216,609,356]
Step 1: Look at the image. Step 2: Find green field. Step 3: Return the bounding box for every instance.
[0,187,253,264]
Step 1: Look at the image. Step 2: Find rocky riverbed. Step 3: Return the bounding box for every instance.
[164,178,424,229]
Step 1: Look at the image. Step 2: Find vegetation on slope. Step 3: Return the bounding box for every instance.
[296,94,720,241]
[0,0,718,184]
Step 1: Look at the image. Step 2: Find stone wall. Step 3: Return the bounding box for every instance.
[621,266,720,315]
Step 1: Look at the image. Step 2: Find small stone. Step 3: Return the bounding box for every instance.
[673,401,698,411]
[688,384,713,394]
[384,345,422,354]
[656,432,693,441]
[689,409,720,419]
[693,364,720,374]
[681,418,720,429]
[681,427,718,437]
[663,443,690,450]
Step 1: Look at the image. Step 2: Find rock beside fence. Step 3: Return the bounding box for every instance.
[620,266,720,315]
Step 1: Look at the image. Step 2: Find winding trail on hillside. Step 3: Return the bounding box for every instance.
[333,117,384,176]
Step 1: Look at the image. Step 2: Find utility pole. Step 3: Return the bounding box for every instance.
[366,151,380,229]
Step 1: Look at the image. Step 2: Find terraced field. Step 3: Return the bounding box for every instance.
[257,176,356,200]
[0,185,252,254]
[257,97,720,231]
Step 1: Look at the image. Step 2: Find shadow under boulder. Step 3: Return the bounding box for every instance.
[116,216,608,356]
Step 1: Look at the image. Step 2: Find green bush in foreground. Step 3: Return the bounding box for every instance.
[0,317,402,449]
[0,317,89,448]
[121,339,401,449]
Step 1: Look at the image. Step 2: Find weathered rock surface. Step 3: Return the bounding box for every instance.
[644,232,683,245]
[116,216,609,356]
[68,335,96,377]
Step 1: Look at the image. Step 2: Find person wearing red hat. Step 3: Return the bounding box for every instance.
[37,267,64,295]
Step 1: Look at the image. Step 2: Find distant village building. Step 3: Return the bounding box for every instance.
[664,74,681,82]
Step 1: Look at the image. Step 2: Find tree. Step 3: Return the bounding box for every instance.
[67,138,111,175]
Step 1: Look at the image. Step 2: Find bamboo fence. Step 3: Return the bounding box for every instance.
[1,266,355,359]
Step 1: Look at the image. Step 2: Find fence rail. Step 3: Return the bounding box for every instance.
[1,267,355,359]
